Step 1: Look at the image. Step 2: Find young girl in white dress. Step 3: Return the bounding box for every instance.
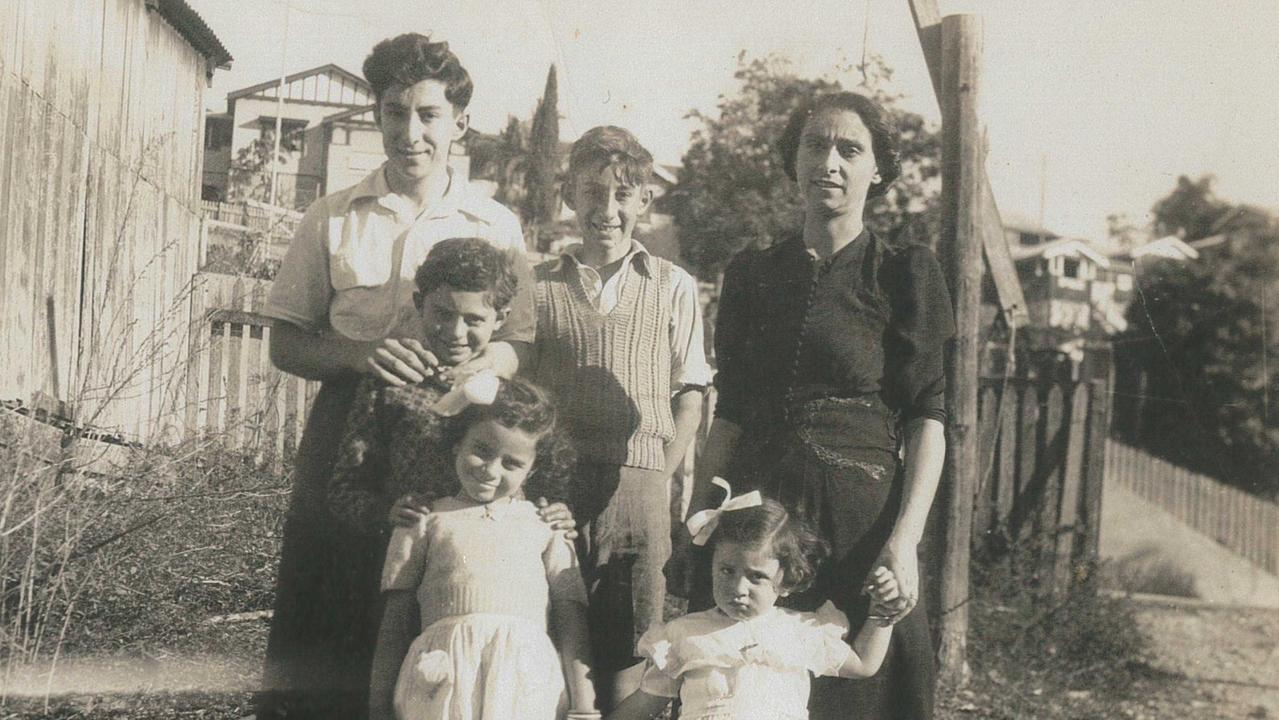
[608,483,900,720]
[368,376,599,720]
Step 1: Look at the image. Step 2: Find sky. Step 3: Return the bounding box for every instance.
[187,0,1279,239]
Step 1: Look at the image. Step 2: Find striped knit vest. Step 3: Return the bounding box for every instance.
[533,256,676,470]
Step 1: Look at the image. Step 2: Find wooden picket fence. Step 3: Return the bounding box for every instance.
[199,200,300,237]
[1106,440,1279,575]
[968,373,1111,593]
[689,370,1112,596]
[184,272,319,463]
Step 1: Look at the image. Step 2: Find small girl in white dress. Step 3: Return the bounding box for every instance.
[368,377,598,720]
[608,483,900,720]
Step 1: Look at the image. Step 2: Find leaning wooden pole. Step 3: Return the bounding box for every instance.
[938,12,985,686]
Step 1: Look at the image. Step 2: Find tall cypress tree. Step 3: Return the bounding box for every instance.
[523,65,560,251]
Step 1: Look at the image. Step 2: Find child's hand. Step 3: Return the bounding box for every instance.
[388,493,431,528]
[864,566,907,624]
[534,497,579,540]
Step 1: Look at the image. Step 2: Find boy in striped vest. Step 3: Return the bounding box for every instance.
[530,126,710,711]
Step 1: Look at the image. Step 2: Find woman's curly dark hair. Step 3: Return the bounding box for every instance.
[777,91,902,199]
[711,497,828,594]
[440,377,575,506]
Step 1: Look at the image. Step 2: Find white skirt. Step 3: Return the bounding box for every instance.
[393,613,565,720]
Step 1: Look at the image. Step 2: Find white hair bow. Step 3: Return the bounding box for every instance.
[431,371,500,417]
[685,477,762,546]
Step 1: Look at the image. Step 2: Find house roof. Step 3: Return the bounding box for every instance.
[228,63,369,102]
[654,164,680,185]
[1011,238,1111,268]
[1188,233,1227,251]
[322,104,377,126]
[1130,235,1200,261]
[153,0,232,69]
[1001,210,1060,238]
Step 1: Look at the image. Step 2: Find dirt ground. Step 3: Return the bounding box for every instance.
[4,599,1278,719]
[1130,599,1279,719]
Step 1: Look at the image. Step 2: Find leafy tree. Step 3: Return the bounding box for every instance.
[671,54,940,278]
[523,65,561,252]
[467,116,528,208]
[227,137,282,205]
[1115,175,1279,497]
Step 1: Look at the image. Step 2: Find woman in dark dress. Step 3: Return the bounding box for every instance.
[692,92,954,719]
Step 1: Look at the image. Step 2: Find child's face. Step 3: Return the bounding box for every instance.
[712,540,786,621]
[566,161,651,256]
[453,419,538,504]
[414,285,507,366]
[377,78,467,191]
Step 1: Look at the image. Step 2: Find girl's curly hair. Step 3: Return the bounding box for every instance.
[440,377,576,506]
[711,497,829,594]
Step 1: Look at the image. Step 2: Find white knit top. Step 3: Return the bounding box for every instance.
[380,496,587,630]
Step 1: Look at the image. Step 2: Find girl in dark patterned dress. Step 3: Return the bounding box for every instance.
[691,92,955,720]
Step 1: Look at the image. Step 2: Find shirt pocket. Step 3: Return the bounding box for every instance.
[330,246,394,291]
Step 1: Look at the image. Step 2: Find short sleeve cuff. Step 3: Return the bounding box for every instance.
[261,303,325,334]
[638,663,679,698]
[380,524,425,591]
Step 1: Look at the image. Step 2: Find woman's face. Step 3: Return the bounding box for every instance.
[793,108,880,219]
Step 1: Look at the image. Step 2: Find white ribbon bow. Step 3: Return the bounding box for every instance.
[431,370,500,417]
[685,477,762,546]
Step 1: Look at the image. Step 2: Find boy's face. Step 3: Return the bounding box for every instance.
[376,79,468,192]
[413,285,507,366]
[566,161,652,257]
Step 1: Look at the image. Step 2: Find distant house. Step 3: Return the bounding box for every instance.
[1001,214,1202,371]
[1012,238,1128,338]
[202,64,470,209]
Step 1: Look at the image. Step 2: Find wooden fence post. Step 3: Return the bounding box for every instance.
[1079,379,1111,563]
[1053,382,1089,592]
[937,11,984,686]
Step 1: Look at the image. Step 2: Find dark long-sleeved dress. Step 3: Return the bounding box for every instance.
[257,377,452,719]
[713,231,954,720]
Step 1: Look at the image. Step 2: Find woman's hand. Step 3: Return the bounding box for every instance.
[363,337,441,386]
[388,493,431,527]
[534,497,578,540]
[868,540,918,624]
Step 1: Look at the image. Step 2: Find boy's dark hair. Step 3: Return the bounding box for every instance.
[566,125,654,189]
[711,498,828,594]
[413,238,519,311]
[363,33,473,110]
[776,91,902,199]
[441,378,575,505]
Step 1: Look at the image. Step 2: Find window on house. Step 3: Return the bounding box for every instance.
[1062,257,1081,279]
[204,118,232,151]
[259,117,308,153]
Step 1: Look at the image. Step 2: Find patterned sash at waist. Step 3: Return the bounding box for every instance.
[786,396,899,481]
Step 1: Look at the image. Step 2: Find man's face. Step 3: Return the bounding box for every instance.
[377,79,467,192]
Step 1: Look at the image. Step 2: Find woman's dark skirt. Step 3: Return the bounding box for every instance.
[736,400,936,720]
[254,378,388,720]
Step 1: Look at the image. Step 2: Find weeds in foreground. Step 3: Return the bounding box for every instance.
[1,426,291,707]
[938,541,1193,719]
